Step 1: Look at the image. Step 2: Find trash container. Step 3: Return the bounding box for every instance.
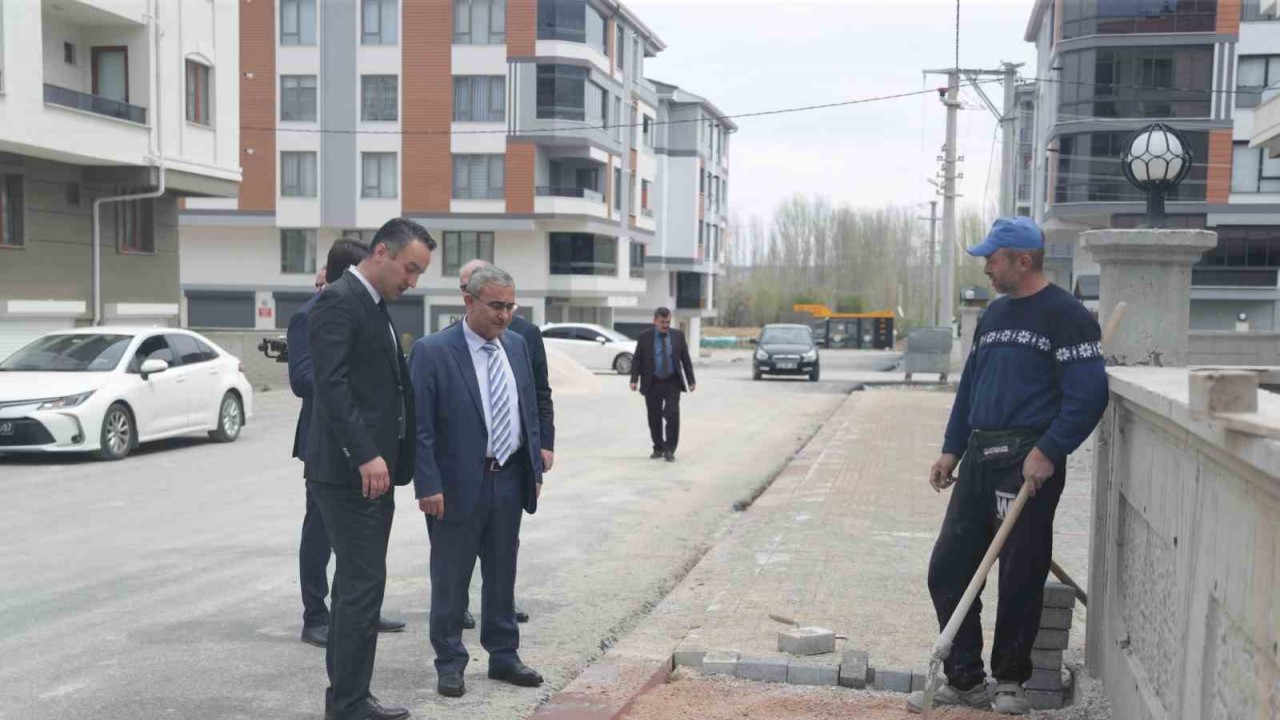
[903,327,953,383]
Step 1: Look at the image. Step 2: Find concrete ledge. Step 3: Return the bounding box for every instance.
[738,656,788,683]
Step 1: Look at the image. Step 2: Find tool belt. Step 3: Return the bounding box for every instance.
[965,429,1043,521]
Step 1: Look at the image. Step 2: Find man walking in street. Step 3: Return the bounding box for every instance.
[306,218,434,720]
[409,265,545,699]
[288,238,406,649]
[629,307,695,461]
[907,217,1108,715]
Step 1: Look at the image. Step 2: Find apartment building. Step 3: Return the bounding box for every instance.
[179,0,732,344]
[1023,0,1280,330]
[0,0,241,359]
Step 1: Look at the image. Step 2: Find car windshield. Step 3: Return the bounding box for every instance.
[760,328,812,345]
[0,334,132,372]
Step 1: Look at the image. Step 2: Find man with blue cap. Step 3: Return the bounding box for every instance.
[906,217,1109,716]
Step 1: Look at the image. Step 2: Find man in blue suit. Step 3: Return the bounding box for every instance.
[288,238,407,648]
[409,264,545,699]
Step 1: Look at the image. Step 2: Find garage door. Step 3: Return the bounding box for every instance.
[0,318,75,363]
[274,293,314,330]
[187,292,255,329]
[387,298,425,349]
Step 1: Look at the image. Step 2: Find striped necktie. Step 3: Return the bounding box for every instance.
[482,341,514,465]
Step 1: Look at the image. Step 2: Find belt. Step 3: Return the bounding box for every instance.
[485,456,512,472]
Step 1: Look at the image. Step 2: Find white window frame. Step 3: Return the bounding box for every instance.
[362,152,399,199]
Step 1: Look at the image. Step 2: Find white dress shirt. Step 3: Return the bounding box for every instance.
[462,321,523,459]
[349,266,398,348]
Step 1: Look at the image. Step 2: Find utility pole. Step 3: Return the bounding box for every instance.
[999,62,1019,218]
[918,200,939,326]
[941,70,959,335]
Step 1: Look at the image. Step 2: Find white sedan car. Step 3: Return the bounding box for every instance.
[0,327,253,461]
[541,323,637,375]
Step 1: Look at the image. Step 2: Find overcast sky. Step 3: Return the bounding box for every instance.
[633,0,1039,224]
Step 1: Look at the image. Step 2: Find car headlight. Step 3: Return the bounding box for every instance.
[802,349,818,361]
[755,349,769,361]
[38,391,96,410]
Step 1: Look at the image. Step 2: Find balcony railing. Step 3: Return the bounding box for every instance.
[537,186,603,203]
[44,84,147,124]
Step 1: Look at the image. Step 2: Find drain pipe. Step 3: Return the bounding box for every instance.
[92,0,166,326]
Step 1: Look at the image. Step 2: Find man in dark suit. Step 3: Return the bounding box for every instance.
[629,307,696,462]
[409,264,545,699]
[305,218,434,720]
[458,260,553,627]
[289,239,406,648]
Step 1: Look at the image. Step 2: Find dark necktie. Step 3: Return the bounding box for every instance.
[659,333,670,378]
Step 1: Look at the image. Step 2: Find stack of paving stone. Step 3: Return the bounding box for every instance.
[1026,580,1077,710]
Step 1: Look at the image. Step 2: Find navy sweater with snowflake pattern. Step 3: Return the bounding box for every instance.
[943,283,1109,465]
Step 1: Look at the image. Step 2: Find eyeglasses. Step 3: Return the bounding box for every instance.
[469,293,518,314]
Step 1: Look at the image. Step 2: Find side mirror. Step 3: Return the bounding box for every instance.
[749,338,758,345]
[597,337,608,344]
[140,358,169,379]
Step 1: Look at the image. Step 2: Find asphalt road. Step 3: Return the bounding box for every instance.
[0,349,898,720]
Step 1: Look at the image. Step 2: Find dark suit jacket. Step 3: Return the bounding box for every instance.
[630,327,696,395]
[408,322,543,524]
[508,314,554,452]
[287,293,319,461]
[304,271,416,487]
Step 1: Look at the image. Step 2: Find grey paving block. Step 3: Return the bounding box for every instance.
[1027,689,1065,710]
[737,656,789,683]
[673,649,706,669]
[1040,607,1074,630]
[1043,581,1077,609]
[788,661,838,686]
[778,627,836,656]
[873,668,913,693]
[1031,649,1063,670]
[1034,628,1070,650]
[838,650,869,689]
[1026,668,1065,692]
[702,651,739,677]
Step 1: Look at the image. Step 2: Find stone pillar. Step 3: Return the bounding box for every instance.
[959,307,982,359]
[1079,229,1217,367]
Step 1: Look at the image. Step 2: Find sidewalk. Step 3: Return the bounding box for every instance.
[530,388,1106,720]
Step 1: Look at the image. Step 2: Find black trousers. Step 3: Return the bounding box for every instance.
[301,482,333,628]
[426,460,524,675]
[645,376,682,452]
[927,430,1065,690]
[307,480,395,720]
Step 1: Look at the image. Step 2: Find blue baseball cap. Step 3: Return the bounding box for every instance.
[966,217,1044,257]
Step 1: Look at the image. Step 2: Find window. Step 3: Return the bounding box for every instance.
[633,42,640,80]
[1060,0,1216,39]
[613,97,622,140]
[186,61,211,126]
[641,179,650,210]
[281,76,317,122]
[586,3,607,54]
[549,232,617,275]
[281,152,318,197]
[630,241,645,279]
[362,153,398,198]
[453,155,505,199]
[1237,56,1280,109]
[443,231,496,274]
[613,167,622,210]
[586,80,605,125]
[616,25,625,69]
[362,0,398,45]
[1198,227,1280,268]
[64,42,76,65]
[1058,47,1212,119]
[538,0,586,43]
[642,115,653,148]
[454,0,506,44]
[281,0,316,45]
[281,229,317,274]
[130,335,176,372]
[1231,142,1280,193]
[361,75,398,122]
[166,334,208,366]
[110,197,155,254]
[1055,130,1207,203]
[537,64,588,120]
[453,76,505,122]
[0,174,23,248]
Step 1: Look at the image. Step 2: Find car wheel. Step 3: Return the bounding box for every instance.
[809,367,821,382]
[96,403,134,461]
[753,369,762,381]
[209,392,243,443]
[613,353,633,375]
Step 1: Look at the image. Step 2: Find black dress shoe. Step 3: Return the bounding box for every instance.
[377,616,406,633]
[301,624,329,648]
[664,451,675,462]
[489,661,544,687]
[364,697,411,720]
[514,605,529,623]
[462,609,476,629]
[650,449,665,459]
[437,671,466,698]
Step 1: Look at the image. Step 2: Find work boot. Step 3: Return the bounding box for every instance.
[991,682,1029,715]
[905,683,990,714]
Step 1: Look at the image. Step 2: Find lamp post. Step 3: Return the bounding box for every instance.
[1120,122,1194,228]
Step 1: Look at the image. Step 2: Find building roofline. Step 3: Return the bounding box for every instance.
[650,79,739,132]
[602,0,667,53]
[1026,0,1050,42]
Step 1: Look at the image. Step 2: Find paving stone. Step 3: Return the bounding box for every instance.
[787,661,838,686]
[911,672,928,692]
[673,649,706,669]
[777,627,836,656]
[1033,628,1069,650]
[873,668,913,693]
[702,651,739,677]
[737,656,789,683]
[1043,581,1077,609]
[1040,607,1074,630]
[1026,668,1065,692]
[1031,649,1064,670]
[1027,689,1065,710]
[838,650,869,689]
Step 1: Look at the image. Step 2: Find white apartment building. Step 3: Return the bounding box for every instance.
[0,0,241,359]
[179,0,732,345]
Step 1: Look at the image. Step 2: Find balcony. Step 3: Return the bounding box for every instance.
[44,84,146,124]
[538,186,603,203]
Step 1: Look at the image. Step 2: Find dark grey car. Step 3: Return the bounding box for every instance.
[751,324,820,381]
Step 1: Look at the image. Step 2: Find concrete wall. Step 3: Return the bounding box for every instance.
[1088,368,1280,720]
[1190,299,1277,331]
[198,329,289,391]
[1189,331,1280,365]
